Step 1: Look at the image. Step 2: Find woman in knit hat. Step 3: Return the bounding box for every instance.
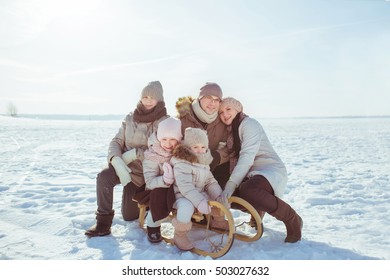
[218,97,303,243]
[169,127,229,251]
[85,81,168,237]
[175,82,230,187]
[140,117,182,243]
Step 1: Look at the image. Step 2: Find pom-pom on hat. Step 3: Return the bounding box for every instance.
[157,117,182,142]
[183,127,209,148]
[220,97,243,113]
[199,82,223,100]
[141,81,164,102]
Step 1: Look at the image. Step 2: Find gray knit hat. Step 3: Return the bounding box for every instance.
[141,81,164,102]
[199,82,223,100]
[183,127,209,148]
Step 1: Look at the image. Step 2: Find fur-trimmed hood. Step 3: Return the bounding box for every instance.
[171,144,222,206]
[175,96,195,118]
[174,96,227,153]
[171,144,213,166]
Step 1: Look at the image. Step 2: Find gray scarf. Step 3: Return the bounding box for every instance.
[192,99,218,124]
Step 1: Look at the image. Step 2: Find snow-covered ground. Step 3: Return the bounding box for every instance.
[0,115,389,261]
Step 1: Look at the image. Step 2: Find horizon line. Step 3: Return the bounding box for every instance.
[2,113,390,121]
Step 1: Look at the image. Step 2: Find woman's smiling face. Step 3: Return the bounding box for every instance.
[219,105,239,125]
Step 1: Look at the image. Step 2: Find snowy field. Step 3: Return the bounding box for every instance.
[0,115,389,261]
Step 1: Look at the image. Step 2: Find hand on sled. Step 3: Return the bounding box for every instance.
[197,200,211,214]
[216,194,231,209]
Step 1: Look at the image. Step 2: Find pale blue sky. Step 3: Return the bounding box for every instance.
[1,0,389,118]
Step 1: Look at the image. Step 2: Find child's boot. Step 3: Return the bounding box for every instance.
[210,207,230,231]
[172,218,194,251]
[147,226,163,243]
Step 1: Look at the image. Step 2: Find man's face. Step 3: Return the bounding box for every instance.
[199,95,221,115]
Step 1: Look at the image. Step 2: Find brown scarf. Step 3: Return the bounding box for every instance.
[226,112,248,173]
[133,101,167,123]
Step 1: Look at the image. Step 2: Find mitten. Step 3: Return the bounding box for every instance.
[122,149,137,164]
[111,156,132,186]
[216,194,231,209]
[221,181,237,198]
[197,200,211,215]
[162,162,174,185]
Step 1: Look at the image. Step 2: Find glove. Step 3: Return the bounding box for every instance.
[197,200,211,214]
[217,142,226,149]
[111,156,132,186]
[216,194,231,209]
[218,148,230,164]
[122,149,137,165]
[221,181,237,199]
[162,162,174,185]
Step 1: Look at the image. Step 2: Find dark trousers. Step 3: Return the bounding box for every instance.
[96,164,140,221]
[212,162,230,188]
[236,175,278,213]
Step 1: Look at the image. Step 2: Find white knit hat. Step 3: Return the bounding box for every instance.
[141,81,164,102]
[157,117,182,142]
[183,127,209,148]
[220,97,243,113]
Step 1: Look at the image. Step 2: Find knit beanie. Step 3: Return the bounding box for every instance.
[183,127,209,148]
[157,117,182,142]
[220,97,243,113]
[141,81,164,102]
[199,82,223,100]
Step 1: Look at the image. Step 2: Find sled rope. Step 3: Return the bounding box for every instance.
[203,215,227,253]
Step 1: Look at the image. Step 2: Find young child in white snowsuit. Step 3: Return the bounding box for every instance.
[170,127,229,251]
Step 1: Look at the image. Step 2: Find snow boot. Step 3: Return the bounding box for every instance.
[172,218,194,251]
[85,212,114,237]
[147,226,163,243]
[210,207,230,231]
[269,198,303,243]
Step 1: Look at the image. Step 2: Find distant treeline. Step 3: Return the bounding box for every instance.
[16,114,124,120]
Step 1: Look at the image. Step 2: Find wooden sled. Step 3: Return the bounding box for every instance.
[137,196,263,259]
[229,196,263,242]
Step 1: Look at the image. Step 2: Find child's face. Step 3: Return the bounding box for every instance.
[160,137,179,152]
[141,96,158,110]
[190,144,207,154]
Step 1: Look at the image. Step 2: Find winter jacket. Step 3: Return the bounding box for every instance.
[107,113,168,187]
[142,133,171,190]
[175,96,228,167]
[229,117,287,198]
[138,133,176,221]
[171,144,223,208]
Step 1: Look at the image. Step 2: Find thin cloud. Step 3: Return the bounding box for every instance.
[59,50,201,77]
[247,17,389,44]
[0,58,41,72]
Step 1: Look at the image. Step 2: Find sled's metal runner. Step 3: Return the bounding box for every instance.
[137,196,263,259]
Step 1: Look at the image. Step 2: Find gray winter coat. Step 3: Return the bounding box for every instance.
[107,113,168,187]
[229,117,287,198]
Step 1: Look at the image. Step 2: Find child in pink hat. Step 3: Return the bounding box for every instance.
[141,117,182,243]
